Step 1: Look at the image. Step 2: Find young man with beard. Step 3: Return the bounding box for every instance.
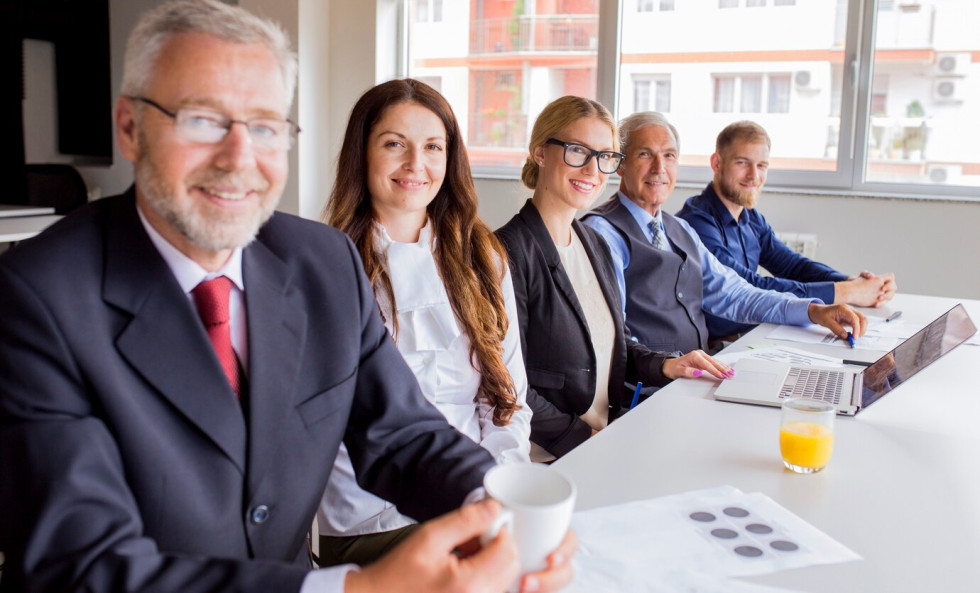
[676,121,896,342]
[583,112,867,353]
[0,2,573,592]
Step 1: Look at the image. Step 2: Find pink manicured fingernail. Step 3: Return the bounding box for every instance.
[522,575,540,592]
[727,369,736,376]
[693,369,703,378]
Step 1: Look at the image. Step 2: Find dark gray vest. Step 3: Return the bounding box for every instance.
[586,196,709,352]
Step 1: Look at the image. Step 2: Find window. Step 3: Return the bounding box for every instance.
[740,75,763,112]
[633,76,671,112]
[713,76,734,113]
[401,0,980,196]
[767,74,791,113]
[710,74,786,114]
[416,0,443,23]
[638,0,674,11]
[404,0,599,170]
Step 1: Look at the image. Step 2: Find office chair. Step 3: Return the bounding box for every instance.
[24,163,88,214]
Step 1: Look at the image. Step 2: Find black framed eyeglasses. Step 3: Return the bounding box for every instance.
[546,138,624,174]
[130,96,300,152]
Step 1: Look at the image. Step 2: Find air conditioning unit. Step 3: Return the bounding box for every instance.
[793,71,812,88]
[932,78,963,102]
[934,52,970,77]
[926,164,962,184]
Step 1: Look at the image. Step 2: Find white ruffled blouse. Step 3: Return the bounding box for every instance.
[318,220,531,536]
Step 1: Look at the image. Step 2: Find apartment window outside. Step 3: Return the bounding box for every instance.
[767,74,791,113]
[740,75,763,113]
[401,0,980,196]
[634,76,671,113]
[403,0,599,171]
[416,0,443,23]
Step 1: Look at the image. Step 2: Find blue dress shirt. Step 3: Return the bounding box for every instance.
[583,191,817,339]
[676,183,847,337]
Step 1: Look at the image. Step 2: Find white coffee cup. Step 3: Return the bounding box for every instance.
[481,463,576,575]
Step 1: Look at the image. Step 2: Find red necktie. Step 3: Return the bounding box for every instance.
[192,276,240,398]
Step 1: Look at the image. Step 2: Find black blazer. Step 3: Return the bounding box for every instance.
[496,200,670,458]
[0,190,494,593]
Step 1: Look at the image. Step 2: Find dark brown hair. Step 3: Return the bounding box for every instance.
[324,78,518,426]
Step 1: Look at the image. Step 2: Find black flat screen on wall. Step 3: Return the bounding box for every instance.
[1,0,111,203]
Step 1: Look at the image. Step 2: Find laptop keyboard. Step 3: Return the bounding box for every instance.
[779,367,844,405]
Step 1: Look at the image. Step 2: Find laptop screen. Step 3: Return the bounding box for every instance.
[860,304,977,409]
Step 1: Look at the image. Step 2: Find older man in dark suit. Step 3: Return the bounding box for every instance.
[0,2,573,592]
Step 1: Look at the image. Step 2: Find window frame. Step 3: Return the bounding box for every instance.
[399,0,979,200]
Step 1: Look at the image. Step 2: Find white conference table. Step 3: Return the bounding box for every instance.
[554,293,980,593]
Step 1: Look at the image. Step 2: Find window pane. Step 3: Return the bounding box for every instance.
[741,75,763,112]
[768,74,791,113]
[660,0,675,11]
[713,76,734,112]
[637,0,655,11]
[622,0,847,172]
[655,79,672,112]
[864,0,980,187]
[405,0,600,169]
[634,78,651,111]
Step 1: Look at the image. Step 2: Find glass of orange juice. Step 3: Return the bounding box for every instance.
[780,398,835,473]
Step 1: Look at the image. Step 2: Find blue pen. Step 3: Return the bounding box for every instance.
[846,332,856,349]
[630,382,643,409]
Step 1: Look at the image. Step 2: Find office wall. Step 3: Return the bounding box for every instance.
[474,177,980,300]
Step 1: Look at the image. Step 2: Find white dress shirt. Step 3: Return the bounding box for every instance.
[318,220,531,537]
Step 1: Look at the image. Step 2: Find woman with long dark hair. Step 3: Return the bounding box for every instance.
[317,79,531,566]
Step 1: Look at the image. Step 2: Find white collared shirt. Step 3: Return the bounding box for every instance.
[137,206,248,373]
[318,220,531,537]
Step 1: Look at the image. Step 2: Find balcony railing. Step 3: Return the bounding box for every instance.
[469,111,528,149]
[470,15,598,55]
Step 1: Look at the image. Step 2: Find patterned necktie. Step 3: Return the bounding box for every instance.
[192,276,240,398]
[648,219,670,252]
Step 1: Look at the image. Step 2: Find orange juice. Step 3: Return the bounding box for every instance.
[780,421,834,470]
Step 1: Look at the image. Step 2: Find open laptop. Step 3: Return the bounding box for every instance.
[713,304,977,415]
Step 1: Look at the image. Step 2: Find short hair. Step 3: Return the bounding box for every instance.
[618,111,680,155]
[121,0,297,110]
[715,120,771,156]
[521,96,618,190]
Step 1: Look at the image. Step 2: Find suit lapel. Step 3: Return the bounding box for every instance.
[519,202,592,337]
[105,193,247,473]
[240,236,308,498]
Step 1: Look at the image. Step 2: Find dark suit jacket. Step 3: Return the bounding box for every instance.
[0,190,494,593]
[495,200,670,458]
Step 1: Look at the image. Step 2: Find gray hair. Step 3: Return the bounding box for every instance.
[121,0,297,110]
[619,111,680,154]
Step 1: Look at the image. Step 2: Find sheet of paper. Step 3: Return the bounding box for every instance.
[766,324,901,351]
[569,485,860,593]
[715,345,844,367]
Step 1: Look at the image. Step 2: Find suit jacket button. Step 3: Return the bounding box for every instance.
[677,292,683,299]
[250,505,270,524]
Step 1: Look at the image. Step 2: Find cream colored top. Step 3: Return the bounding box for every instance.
[556,230,615,432]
